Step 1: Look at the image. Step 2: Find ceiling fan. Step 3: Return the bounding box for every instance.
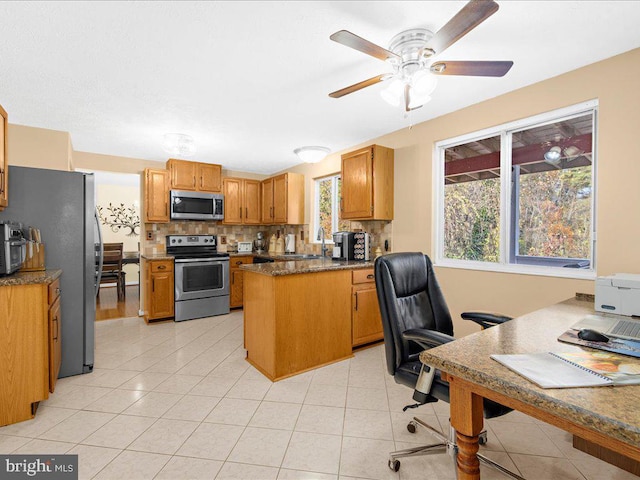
[328,0,514,112]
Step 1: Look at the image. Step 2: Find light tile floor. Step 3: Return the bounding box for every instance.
[1,310,637,480]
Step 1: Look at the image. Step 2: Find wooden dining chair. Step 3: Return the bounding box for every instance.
[98,243,126,300]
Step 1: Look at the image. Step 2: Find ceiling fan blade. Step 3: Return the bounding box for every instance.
[330,30,400,62]
[431,60,513,77]
[329,74,387,98]
[426,0,499,56]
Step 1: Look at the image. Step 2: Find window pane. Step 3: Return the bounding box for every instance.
[318,178,333,240]
[443,135,501,262]
[512,113,593,264]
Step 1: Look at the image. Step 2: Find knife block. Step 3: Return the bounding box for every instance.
[22,243,46,272]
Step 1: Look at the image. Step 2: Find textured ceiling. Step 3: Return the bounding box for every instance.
[1,1,639,174]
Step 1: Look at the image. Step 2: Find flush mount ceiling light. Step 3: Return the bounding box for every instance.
[162,133,196,157]
[294,146,331,164]
[544,145,562,164]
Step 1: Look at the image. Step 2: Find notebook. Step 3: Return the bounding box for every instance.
[571,314,640,341]
[490,351,640,389]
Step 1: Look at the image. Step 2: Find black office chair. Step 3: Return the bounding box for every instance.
[375,252,525,479]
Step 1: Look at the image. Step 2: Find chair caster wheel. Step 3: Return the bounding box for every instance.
[407,421,417,433]
[479,431,488,445]
[388,459,400,472]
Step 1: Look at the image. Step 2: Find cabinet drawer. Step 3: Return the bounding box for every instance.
[352,269,375,285]
[231,256,253,269]
[151,260,173,273]
[48,278,61,304]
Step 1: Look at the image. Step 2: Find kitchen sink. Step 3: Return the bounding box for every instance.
[283,254,325,260]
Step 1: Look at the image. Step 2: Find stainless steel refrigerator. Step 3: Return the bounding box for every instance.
[0,166,97,377]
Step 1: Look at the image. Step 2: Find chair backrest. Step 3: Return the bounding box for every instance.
[102,243,123,271]
[374,252,453,376]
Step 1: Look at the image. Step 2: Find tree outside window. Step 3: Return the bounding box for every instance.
[315,174,349,241]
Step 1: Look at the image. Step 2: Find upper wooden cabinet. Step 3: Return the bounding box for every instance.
[223,178,261,225]
[0,103,8,211]
[144,168,170,223]
[261,172,304,225]
[341,145,394,220]
[166,159,222,193]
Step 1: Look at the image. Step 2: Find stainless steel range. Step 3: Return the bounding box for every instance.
[167,234,230,321]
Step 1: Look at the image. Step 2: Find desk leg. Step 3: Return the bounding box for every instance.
[446,374,484,480]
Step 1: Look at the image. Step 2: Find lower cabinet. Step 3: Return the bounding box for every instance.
[143,258,174,322]
[0,274,62,426]
[351,268,384,347]
[230,256,253,308]
[48,278,62,393]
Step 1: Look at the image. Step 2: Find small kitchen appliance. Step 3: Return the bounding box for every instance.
[237,241,253,253]
[0,221,26,275]
[332,231,370,261]
[285,234,296,254]
[254,232,266,254]
[167,234,230,321]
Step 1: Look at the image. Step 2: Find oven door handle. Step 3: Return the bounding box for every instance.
[174,257,230,263]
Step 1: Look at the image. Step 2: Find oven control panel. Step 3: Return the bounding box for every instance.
[167,235,217,247]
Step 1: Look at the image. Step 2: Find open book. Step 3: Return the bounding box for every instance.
[490,351,640,388]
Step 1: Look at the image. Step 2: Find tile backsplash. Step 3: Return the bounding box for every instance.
[144,220,392,256]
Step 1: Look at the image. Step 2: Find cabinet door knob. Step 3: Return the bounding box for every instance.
[158,265,166,270]
[367,274,374,279]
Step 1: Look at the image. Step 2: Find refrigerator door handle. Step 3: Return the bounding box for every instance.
[94,209,104,296]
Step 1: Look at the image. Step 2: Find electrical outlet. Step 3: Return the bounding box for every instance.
[220,235,227,245]
[146,231,154,241]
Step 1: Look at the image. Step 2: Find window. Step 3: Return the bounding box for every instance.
[435,101,597,277]
[314,174,349,242]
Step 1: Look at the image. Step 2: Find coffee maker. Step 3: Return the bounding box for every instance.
[254,232,266,254]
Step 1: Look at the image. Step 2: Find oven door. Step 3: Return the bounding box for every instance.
[174,257,230,301]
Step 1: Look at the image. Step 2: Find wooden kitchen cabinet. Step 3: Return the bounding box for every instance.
[0,103,8,210]
[143,258,174,322]
[351,268,384,347]
[261,172,304,225]
[144,168,170,223]
[341,145,394,220]
[223,178,261,225]
[230,255,253,308]
[166,159,222,192]
[0,273,62,426]
[48,278,62,392]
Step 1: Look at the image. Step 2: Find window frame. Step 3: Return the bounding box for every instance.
[433,100,598,279]
[313,173,342,244]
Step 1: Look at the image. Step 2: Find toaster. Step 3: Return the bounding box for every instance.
[237,241,253,253]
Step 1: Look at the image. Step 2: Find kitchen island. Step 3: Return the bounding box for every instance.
[241,258,377,381]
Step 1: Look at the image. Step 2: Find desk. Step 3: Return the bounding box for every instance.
[420,297,640,480]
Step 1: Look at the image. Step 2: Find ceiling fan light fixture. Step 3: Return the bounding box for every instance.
[408,92,432,110]
[411,70,438,96]
[380,78,404,107]
[162,133,196,157]
[544,145,562,164]
[294,146,331,164]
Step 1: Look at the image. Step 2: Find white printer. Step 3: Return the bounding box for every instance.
[595,273,640,316]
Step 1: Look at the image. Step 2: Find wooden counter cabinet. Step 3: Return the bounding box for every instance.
[144,168,170,223]
[351,268,384,347]
[143,258,174,322]
[341,145,394,220]
[166,159,222,193]
[223,178,261,225]
[0,274,62,426]
[0,103,8,210]
[230,255,253,308]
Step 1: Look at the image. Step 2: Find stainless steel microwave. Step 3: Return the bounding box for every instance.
[170,190,224,221]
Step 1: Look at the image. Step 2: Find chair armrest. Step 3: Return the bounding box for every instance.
[461,311,512,329]
[402,329,455,349]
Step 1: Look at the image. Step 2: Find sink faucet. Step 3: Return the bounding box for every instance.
[317,227,328,257]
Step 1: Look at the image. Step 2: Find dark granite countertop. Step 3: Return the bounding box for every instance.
[420,297,640,449]
[240,258,375,276]
[0,269,62,286]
